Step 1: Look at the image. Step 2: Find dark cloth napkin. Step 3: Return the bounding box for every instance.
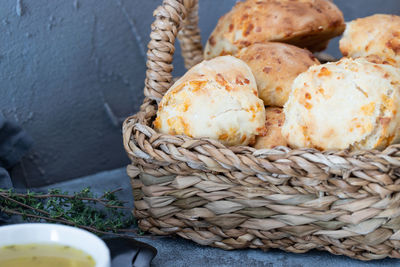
[0,116,33,170]
[0,115,33,223]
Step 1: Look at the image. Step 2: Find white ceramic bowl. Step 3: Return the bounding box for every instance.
[0,223,110,267]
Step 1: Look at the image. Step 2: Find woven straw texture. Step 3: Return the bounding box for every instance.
[123,0,400,261]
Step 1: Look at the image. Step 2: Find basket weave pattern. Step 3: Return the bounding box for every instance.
[123,0,400,261]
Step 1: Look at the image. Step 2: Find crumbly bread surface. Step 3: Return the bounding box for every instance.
[254,107,287,149]
[340,14,400,67]
[282,58,400,151]
[155,56,266,146]
[204,0,345,59]
[237,42,320,106]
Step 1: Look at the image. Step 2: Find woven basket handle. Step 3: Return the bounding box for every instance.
[144,0,203,102]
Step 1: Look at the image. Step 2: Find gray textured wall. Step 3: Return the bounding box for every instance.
[1,0,156,187]
[1,0,399,187]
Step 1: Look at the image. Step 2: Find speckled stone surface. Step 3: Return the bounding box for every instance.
[37,168,400,267]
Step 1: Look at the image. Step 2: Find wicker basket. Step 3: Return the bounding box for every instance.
[123,0,400,261]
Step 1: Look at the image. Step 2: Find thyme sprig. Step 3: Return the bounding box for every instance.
[0,187,148,239]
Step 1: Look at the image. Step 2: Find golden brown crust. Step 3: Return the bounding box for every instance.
[237,42,320,106]
[204,0,345,59]
[254,107,287,149]
[340,14,400,67]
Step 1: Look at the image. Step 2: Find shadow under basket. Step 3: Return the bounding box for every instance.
[123,0,400,261]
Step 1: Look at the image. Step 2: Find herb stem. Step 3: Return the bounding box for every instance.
[1,207,155,239]
[0,187,157,240]
[0,194,51,216]
[0,192,127,209]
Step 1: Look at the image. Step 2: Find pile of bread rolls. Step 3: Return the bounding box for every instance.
[154,0,400,151]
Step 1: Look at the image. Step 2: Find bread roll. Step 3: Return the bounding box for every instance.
[154,56,266,146]
[254,107,287,149]
[237,43,320,107]
[340,14,400,67]
[282,58,400,151]
[204,0,345,59]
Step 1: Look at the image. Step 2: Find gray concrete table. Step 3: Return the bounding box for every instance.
[38,168,400,267]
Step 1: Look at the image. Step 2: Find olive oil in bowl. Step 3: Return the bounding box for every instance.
[0,244,95,267]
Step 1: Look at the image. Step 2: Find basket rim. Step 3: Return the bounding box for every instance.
[123,104,400,187]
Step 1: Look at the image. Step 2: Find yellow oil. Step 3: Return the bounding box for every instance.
[0,244,95,267]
